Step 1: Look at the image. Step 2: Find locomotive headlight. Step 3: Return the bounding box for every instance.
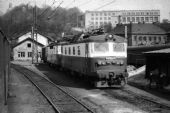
[106,61,112,65]
[120,60,124,65]
[112,61,116,65]
[101,61,106,65]
[97,61,102,65]
[116,61,120,65]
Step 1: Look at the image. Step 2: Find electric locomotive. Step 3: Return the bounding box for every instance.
[43,32,127,88]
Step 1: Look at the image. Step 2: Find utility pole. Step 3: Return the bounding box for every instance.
[32,0,38,64]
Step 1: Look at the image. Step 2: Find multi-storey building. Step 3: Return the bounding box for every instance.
[85,10,160,29]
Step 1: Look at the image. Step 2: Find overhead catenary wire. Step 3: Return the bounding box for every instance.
[76,0,91,7]
[38,0,58,18]
[64,0,76,9]
[94,0,116,10]
[47,1,64,20]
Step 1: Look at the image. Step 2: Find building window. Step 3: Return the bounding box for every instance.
[127,17,130,22]
[150,17,153,22]
[145,17,149,22]
[154,12,158,15]
[100,13,102,16]
[141,17,144,22]
[136,12,140,15]
[154,17,158,22]
[112,13,115,15]
[104,17,107,20]
[139,36,142,41]
[100,22,103,25]
[91,17,94,20]
[96,13,98,16]
[100,17,102,20]
[104,13,107,16]
[134,36,137,41]
[154,36,157,41]
[18,52,25,57]
[28,52,32,57]
[91,13,94,16]
[122,17,126,22]
[77,46,80,55]
[50,46,53,49]
[132,17,135,22]
[18,52,21,57]
[146,12,149,15]
[143,36,146,41]
[149,37,152,41]
[136,17,140,22]
[108,17,111,20]
[159,37,161,41]
[73,47,75,55]
[27,43,31,48]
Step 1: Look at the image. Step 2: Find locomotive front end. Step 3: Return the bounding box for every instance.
[89,41,127,87]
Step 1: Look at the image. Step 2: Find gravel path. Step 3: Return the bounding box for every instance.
[8,68,55,113]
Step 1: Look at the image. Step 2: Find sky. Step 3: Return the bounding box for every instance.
[0,0,170,20]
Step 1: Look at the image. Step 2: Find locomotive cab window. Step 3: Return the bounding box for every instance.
[94,43,109,53]
[113,43,125,52]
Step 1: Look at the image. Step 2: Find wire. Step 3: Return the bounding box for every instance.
[38,0,58,18]
[78,0,91,7]
[64,0,75,9]
[94,0,116,10]
[47,1,64,20]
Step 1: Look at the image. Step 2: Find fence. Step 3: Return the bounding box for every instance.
[0,29,10,108]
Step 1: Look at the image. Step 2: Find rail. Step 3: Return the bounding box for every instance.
[13,65,96,113]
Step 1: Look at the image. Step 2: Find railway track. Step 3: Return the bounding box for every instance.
[105,88,170,113]
[13,65,96,113]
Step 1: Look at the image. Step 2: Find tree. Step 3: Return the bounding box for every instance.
[0,4,83,41]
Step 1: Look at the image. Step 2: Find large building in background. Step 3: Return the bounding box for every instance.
[85,10,160,29]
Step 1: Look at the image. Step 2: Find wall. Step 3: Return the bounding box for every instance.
[13,40,42,61]
[18,32,49,46]
[131,34,167,46]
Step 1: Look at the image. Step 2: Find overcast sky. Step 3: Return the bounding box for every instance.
[1,0,170,20]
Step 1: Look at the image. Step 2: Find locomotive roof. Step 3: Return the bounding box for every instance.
[46,34,126,47]
[75,34,126,43]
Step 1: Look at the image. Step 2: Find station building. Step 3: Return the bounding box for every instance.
[85,10,160,29]
[12,31,53,61]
